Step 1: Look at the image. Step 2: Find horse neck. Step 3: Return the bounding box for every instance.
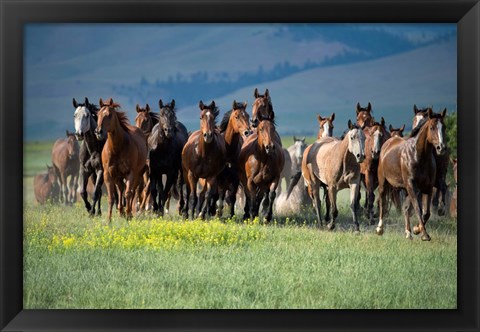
[340,134,353,169]
[107,117,126,153]
[414,123,433,161]
[224,123,242,156]
[197,133,213,158]
[85,118,101,152]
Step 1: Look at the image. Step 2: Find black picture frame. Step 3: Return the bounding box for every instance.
[1,0,479,331]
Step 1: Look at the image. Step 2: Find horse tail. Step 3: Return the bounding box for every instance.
[287,171,302,199]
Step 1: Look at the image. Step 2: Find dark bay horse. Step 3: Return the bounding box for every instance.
[238,113,284,222]
[211,100,252,217]
[73,97,106,215]
[291,120,365,231]
[317,113,335,139]
[450,158,457,218]
[250,88,274,128]
[147,99,188,216]
[95,98,148,221]
[359,117,390,224]
[34,165,60,204]
[135,103,159,139]
[389,124,405,138]
[182,101,227,219]
[413,105,449,216]
[51,130,80,205]
[376,108,447,241]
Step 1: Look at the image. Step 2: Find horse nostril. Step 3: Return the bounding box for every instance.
[357,154,360,158]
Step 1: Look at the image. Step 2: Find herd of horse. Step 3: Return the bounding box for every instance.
[33,88,457,241]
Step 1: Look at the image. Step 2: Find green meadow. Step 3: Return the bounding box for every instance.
[23,140,457,309]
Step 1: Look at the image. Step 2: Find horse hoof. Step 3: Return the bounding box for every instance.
[405,231,413,240]
[421,233,431,241]
[327,222,335,231]
[413,226,421,235]
[375,226,384,235]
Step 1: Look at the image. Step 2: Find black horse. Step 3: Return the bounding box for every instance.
[148,99,188,215]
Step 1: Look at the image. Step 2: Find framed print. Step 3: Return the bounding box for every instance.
[1,0,479,331]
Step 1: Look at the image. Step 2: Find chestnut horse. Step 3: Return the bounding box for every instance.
[95,98,148,221]
[291,120,365,231]
[51,130,80,205]
[413,105,449,216]
[376,108,447,241]
[389,124,405,138]
[356,102,374,128]
[34,165,60,204]
[73,97,106,215]
[450,158,457,218]
[359,117,390,224]
[238,113,284,222]
[317,113,335,139]
[210,100,252,217]
[182,101,227,219]
[147,99,188,216]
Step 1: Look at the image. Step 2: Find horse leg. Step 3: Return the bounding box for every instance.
[437,181,447,216]
[311,182,323,227]
[150,172,159,213]
[421,192,432,226]
[366,172,376,225]
[376,177,389,236]
[216,186,226,218]
[261,191,270,218]
[323,185,330,223]
[116,182,125,217]
[200,178,215,219]
[161,173,176,216]
[403,197,413,239]
[349,179,361,233]
[92,170,103,216]
[243,195,251,221]
[187,172,198,220]
[227,181,239,218]
[104,173,115,223]
[326,187,338,230]
[177,170,185,216]
[79,169,92,213]
[124,173,138,220]
[60,173,68,205]
[407,185,430,241]
[265,180,279,223]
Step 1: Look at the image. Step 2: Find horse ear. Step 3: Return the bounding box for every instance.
[348,119,353,130]
[441,108,447,118]
[331,113,335,121]
[210,100,216,109]
[265,89,270,98]
[389,124,393,132]
[427,108,433,118]
[400,124,405,132]
[199,100,204,110]
[73,98,78,108]
[254,88,259,98]
[99,98,104,107]
[317,114,323,124]
[301,136,306,142]
[381,117,385,126]
[66,130,70,137]
[146,104,150,112]
[84,97,89,106]
[293,136,297,141]
[171,99,175,109]
[367,102,372,112]
[243,101,248,108]
[233,100,237,109]
[159,99,164,109]
[108,98,113,105]
[413,104,418,114]
[136,104,141,113]
[356,103,361,115]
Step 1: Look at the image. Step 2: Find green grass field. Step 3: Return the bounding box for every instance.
[23,140,457,309]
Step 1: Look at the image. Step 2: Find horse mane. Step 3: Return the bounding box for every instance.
[149,112,160,126]
[106,106,135,133]
[147,123,161,148]
[219,109,232,132]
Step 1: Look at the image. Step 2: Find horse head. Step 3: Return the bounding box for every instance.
[389,124,405,138]
[73,97,97,140]
[95,97,121,141]
[412,104,432,129]
[370,117,387,160]
[65,130,79,159]
[425,108,447,155]
[347,120,366,163]
[317,112,335,138]
[356,102,373,128]
[251,88,274,128]
[199,100,219,144]
[230,100,252,139]
[257,114,277,156]
[135,103,155,136]
[159,99,177,139]
[293,136,307,160]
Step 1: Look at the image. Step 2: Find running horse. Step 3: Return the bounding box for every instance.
[182,101,227,219]
[147,99,188,216]
[135,103,159,139]
[359,117,390,224]
[376,108,447,240]
[289,120,366,231]
[413,105,449,216]
[51,130,80,205]
[95,98,148,221]
[73,97,106,215]
[238,112,284,222]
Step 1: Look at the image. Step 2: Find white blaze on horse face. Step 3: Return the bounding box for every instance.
[349,128,366,162]
[295,141,303,159]
[74,106,90,135]
[322,122,330,137]
[414,114,425,128]
[437,122,444,146]
[373,129,382,156]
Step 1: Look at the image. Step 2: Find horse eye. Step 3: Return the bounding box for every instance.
[235,116,239,120]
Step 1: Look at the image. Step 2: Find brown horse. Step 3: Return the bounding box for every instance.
[413,105,449,216]
[359,117,390,224]
[317,113,335,139]
[95,98,148,221]
[34,165,60,204]
[135,103,159,139]
[356,102,374,128]
[376,108,447,241]
[238,113,284,222]
[389,124,405,138]
[51,130,80,205]
[450,158,457,218]
[250,88,275,128]
[294,120,365,231]
[182,101,227,219]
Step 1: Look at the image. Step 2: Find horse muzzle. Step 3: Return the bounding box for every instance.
[371,150,380,160]
[94,128,104,141]
[75,132,84,141]
[435,144,446,156]
[203,132,213,143]
[356,153,365,163]
[250,118,259,128]
[264,144,275,155]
